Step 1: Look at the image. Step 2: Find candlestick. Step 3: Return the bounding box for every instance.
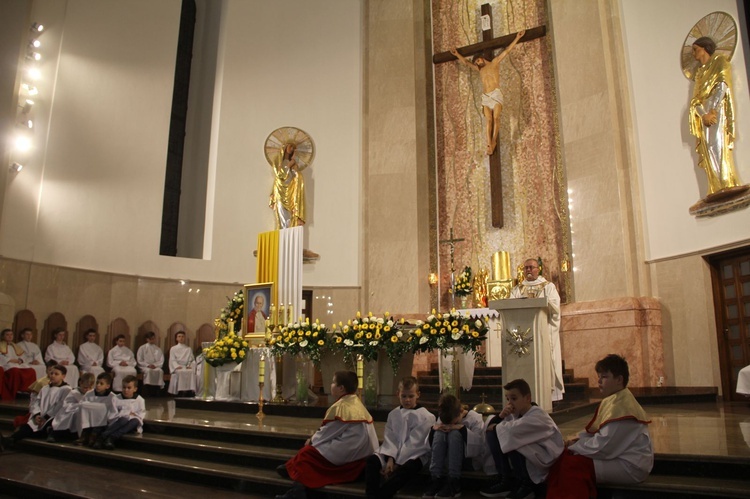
[227,319,234,335]
[356,354,363,389]
[279,304,285,325]
[270,304,276,326]
[259,355,265,384]
[288,303,294,324]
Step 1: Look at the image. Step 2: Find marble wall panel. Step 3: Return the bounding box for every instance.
[561,297,664,388]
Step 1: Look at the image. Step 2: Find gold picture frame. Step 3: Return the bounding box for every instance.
[244,282,274,345]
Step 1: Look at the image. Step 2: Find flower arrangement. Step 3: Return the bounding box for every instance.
[411,309,489,359]
[202,329,249,367]
[332,311,408,374]
[269,318,329,367]
[216,289,244,336]
[453,266,473,297]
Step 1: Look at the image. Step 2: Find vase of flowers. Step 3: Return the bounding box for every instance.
[453,266,473,308]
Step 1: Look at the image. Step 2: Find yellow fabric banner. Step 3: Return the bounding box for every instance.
[256,230,279,307]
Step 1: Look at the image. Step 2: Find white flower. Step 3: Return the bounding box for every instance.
[377,318,384,325]
[221,313,226,319]
[419,336,429,344]
[344,339,354,346]
[451,332,462,340]
[353,320,359,326]
[343,325,350,333]
[386,320,393,327]
[293,323,300,329]
[396,331,403,338]
[369,341,378,346]
[362,317,369,323]
[416,320,424,326]
[300,340,308,347]
[427,315,435,322]
[320,323,326,329]
[475,320,483,328]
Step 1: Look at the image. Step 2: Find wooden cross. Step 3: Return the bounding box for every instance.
[439,227,465,309]
[433,4,546,228]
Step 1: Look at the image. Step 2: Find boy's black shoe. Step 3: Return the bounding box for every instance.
[422,476,444,498]
[92,438,104,450]
[104,438,115,450]
[507,483,534,499]
[480,478,516,497]
[276,464,290,479]
[274,482,306,499]
[436,477,461,498]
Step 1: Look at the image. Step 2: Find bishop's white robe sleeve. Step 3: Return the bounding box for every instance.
[311,420,379,466]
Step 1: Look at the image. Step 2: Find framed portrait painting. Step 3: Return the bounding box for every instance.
[244,282,274,342]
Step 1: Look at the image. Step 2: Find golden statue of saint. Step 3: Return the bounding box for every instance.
[689,36,744,199]
[269,142,306,229]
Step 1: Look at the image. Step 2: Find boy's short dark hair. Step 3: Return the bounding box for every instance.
[46,359,58,367]
[85,328,97,335]
[399,376,419,392]
[334,371,358,394]
[96,372,113,385]
[145,331,156,340]
[595,354,630,387]
[437,394,461,424]
[174,330,186,341]
[503,378,531,397]
[122,375,137,386]
[114,334,126,343]
[51,364,67,375]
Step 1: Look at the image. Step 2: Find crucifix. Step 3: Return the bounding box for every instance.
[439,227,465,310]
[433,4,546,228]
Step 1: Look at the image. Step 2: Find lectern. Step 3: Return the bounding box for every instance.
[490,298,552,411]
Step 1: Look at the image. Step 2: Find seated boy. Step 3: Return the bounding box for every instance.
[95,374,145,450]
[365,376,436,499]
[547,354,653,498]
[2,364,72,447]
[481,379,564,499]
[50,372,96,442]
[78,372,118,447]
[107,334,137,392]
[137,331,165,396]
[77,329,105,378]
[423,393,485,499]
[276,371,379,499]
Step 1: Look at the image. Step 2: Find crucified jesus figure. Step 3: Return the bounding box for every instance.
[450,29,525,155]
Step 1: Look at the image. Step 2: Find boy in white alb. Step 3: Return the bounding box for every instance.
[50,372,95,441]
[3,364,72,446]
[136,331,165,395]
[366,376,435,499]
[44,328,79,388]
[168,331,196,396]
[17,328,47,380]
[77,329,105,378]
[78,372,118,446]
[547,354,653,498]
[106,335,137,392]
[95,374,145,450]
[481,378,564,499]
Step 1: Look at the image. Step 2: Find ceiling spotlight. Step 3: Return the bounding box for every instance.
[21,99,34,113]
[10,162,24,172]
[31,23,44,33]
[31,39,41,48]
[25,85,38,96]
[27,67,41,80]
[14,134,32,152]
[27,51,41,62]
[20,118,33,129]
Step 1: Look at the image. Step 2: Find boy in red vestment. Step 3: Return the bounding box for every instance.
[276,370,379,499]
[547,354,653,498]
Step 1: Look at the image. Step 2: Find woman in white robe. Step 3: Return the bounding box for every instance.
[106,335,137,392]
[136,332,165,389]
[17,328,47,379]
[77,329,105,378]
[44,328,79,388]
[168,331,196,395]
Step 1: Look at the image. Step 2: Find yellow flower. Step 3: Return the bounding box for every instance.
[384,326,391,332]
[231,352,237,359]
[366,332,372,339]
[374,332,381,339]
[239,350,246,357]
[355,332,363,340]
[317,340,324,346]
[305,331,311,337]
[335,337,343,343]
[472,331,479,337]
[313,331,318,338]
[242,341,248,347]
[234,342,240,348]
[414,330,422,337]
[451,321,458,327]
[356,311,361,318]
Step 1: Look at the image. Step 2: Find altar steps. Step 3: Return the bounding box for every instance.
[2,402,750,498]
[414,365,590,408]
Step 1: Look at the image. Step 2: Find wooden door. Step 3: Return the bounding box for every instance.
[711,250,750,401]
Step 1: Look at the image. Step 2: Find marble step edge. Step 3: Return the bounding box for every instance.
[11,441,750,499]
[122,432,299,460]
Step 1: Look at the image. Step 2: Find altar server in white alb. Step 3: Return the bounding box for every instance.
[17,328,47,380]
[50,372,95,440]
[510,258,564,401]
[77,329,105,378]
[737,364,750,397]
[107,335,137,392]
[95,374,146,450]
[546,354,653,498]
[168,331,196,396]
[365,376,436,498]
[481,378,564,498]
[3,364,72,446]
[44,328,79,388]
[137,331,165,393]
